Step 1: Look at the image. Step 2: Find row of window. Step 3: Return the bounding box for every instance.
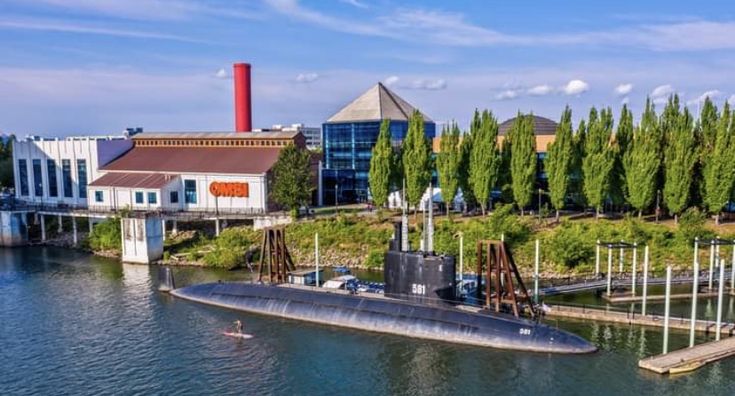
[135,139,290,148]
[91,180,198,206]
[18,159,87,199]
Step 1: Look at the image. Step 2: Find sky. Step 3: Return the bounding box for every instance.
[1,0,735,136]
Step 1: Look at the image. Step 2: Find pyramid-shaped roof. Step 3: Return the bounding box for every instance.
[326,83,433,123]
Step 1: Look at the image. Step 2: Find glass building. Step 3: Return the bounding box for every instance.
[322,83,435,204]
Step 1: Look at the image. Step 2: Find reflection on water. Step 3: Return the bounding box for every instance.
[1,247,735,395]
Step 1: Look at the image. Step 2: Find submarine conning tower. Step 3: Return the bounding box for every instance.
[384,220,457,305]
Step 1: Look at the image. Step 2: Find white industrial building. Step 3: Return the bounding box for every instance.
[255,123,321,149]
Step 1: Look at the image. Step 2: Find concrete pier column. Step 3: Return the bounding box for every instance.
[215,218,221,236]
[40,215,46,242]
[57,214,63,233]
[0,211,29,247]
[88,218,94,233]
[72,217,78,246]
[121,214,164,264]
[171,220,178,235]
[161,219,166,242]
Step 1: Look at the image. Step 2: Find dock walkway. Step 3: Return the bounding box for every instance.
[546,304,735,335]
[639,337,735,374]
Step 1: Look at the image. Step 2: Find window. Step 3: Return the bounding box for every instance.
[47,160,58,197]
[62,160,73,198]
[32,159,43,197]
[95,190,103,203]
[77,159,87,199]
[18,159,29,196]
[184,180,197,204]
[169,191,179,204]
[148,192,157,204]
[135,191,144,204]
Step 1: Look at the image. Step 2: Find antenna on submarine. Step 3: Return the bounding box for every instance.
[401,179,409,252]
[426,182,434,254]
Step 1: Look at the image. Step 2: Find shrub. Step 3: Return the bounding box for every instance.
[546,221,594,269]
[203,227,259,269]
[87,218,121,252]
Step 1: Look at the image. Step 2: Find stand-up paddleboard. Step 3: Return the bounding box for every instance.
[223,332,253,339]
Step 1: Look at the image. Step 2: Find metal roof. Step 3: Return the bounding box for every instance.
[498,115,558,136]
[100,146,282,175]
[326,83,433,123]
[89,172,178,189]
[133,131,300,140]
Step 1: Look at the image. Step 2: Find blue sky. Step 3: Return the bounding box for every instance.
[1,0,735,136]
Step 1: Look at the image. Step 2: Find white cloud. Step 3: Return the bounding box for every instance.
[406,78,447,90]
[0,18,201,42]
[614,83,633,96]
[495,89,521,100]
[339,0,368,9]
[729,95,735,105]
[214,68,228,79]
[651,84,674,98]
[621,97,630,105]
[527,84,553,96]
[295,72,319,83]
[562,79,589,96]
[686,89,721,106]
[384,75,400,86]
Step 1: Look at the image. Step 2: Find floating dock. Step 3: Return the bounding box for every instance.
[546,304,735,335]
[639,337,735,374]
[601,291,719,303]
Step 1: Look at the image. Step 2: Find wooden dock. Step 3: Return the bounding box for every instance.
[602,291,718,303]
[639,337,735,374]
[546,304,735,335]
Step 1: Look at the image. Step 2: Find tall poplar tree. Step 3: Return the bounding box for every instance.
[468,110,501,215]
[703,103,735,224]
[271,143,313,217]
[624,99,660,217]
[368,119,393,208]
[663,106,696,223]
[509,113,537,215]
[402,110,432,211]
[693,98,718,208]
[457,127,475,210]
[611,105,633,207]
[582,107,615,218]
[546,106,574,220]
[437,122,461,215]
[569,119,587,207]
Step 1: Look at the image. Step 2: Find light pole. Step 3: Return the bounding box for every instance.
[335,183,339,215]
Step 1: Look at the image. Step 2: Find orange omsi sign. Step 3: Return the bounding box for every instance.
[209,182,249,198]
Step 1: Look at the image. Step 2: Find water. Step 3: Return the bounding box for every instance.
[2,247,734,396]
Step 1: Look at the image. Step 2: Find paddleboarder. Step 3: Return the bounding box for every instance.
[233,320,243,334]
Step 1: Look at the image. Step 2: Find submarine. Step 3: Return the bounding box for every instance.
[169,198,596,354]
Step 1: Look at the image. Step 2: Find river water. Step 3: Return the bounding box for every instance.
[1,247,734,395]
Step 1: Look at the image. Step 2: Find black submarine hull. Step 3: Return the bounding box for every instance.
[171,282,596,354]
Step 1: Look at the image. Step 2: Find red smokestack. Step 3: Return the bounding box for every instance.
[233,63,252,132]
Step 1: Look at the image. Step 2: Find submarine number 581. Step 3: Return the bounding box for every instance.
[411,283,426,295]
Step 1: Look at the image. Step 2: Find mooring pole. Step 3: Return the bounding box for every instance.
[595,239,601,276]
[642,245,650,316]
[731,254,735,293]
[315,233,320,287]
[716,259,725,341]
[534,239,540,304]
[619,240,624,273]
[709,242,715,290]
[632,242,638,296]
[663,265,672,354]
[690,241,699,348]
[607,246,613,296]
[459,233,464,290]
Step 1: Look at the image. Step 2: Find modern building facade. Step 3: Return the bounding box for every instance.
[12,135,133,208]
[322,83,435,204]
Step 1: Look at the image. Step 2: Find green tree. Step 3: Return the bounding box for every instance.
[624,99,661,217]
[402,110,432,211]
[582,107,615,218]
[569,119,587,207]
[693,98,718,208]
[368,119,393,208]
[703,103,735,224]
[0,136,13,188]
[663,105,696,223]
[546,106,574,220]
[271,143,313,217]
[509,113,537,215]
[436,122,461,215]
[610,105,633,207]
[468,109,502,215]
